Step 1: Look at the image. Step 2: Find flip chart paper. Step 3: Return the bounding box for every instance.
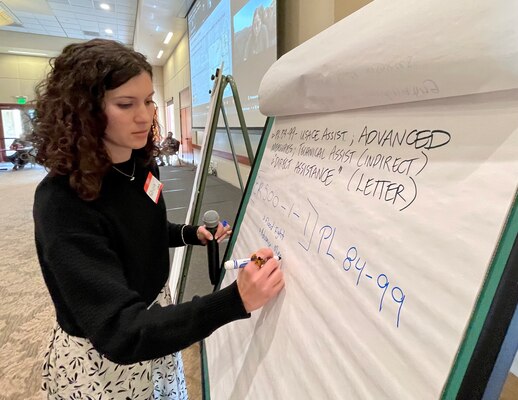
[207,90,518,399]
[259,0,518,117]
[206,0,518,398]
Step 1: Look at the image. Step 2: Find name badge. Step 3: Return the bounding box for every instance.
[144,172,164,204]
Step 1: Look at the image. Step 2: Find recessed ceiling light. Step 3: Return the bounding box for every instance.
[163,32,173,44]
[100,3,110,10]
[157,50,163,59]
[0,1,22,26]
[105,28,113,34]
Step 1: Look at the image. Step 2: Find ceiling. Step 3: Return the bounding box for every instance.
[0,0,195,65]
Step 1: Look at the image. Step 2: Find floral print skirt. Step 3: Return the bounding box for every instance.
[41,287,188,400]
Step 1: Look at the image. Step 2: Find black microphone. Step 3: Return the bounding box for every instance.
[202,210,220,285]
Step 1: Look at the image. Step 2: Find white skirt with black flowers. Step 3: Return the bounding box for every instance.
[41,287,188,400]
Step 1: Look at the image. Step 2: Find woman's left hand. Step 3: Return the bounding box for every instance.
[196,221,232,245]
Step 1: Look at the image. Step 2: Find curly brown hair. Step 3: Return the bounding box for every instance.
[31,39,160,201]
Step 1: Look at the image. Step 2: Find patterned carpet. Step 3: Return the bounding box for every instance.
[0,167,51,400]
[0,167,201,399]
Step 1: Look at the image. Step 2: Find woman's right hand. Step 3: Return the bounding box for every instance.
[236,248,285,313]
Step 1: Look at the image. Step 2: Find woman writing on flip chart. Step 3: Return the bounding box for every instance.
[31,38,284,399]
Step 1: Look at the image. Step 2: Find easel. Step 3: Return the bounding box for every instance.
[173,68,255,303]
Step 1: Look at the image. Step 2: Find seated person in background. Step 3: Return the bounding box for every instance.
[159,131,181,166]
[7,138,33,170]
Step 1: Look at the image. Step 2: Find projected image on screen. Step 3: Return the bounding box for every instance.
[189,0,232,110]
[233,0,275,61]
[188,0,277,128]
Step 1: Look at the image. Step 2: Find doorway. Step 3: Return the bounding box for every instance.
[179,87,193,164]
[166,98,175,137]
[0,105,34,163]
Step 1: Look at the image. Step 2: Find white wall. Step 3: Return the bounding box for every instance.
[152,65,166,133]
[163,32,191,141]
[0,54,50,103]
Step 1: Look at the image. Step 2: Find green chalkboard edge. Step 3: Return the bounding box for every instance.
[441,190,518,399]
[200,340,209,400]
[201,116,275,400]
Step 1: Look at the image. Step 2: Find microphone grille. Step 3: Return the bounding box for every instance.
[202,210,219,228]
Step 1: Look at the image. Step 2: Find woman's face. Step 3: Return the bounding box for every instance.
[103,72,155,162]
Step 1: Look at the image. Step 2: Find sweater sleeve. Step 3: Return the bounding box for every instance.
[42,230,249,364]
[168,222,202,247]
[34,182,249,364]
[152,160,202,247]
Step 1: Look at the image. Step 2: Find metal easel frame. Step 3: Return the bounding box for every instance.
[176,68,255,302]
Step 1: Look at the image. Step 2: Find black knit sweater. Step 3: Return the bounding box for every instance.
[33,157,249,364]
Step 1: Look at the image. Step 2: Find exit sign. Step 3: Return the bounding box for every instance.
[16,97,27,105]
